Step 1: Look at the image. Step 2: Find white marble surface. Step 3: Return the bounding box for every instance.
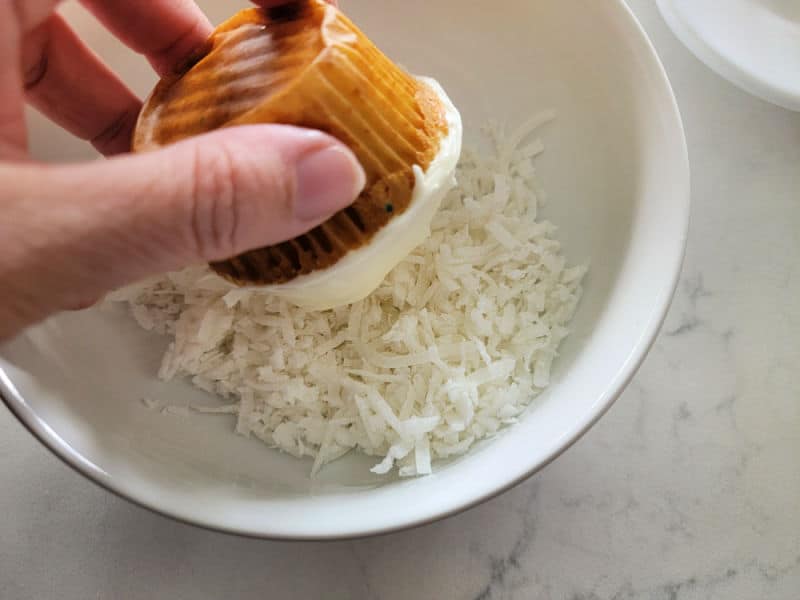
[2,1,800,598]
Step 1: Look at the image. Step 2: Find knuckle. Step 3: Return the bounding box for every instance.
[21,20,52,92]
[186,142,241,261]
[23,50,48,92]
[90,108,139,156]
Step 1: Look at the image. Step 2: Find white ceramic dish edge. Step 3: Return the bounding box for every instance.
[657,0,800,112]
[0,0,690,540]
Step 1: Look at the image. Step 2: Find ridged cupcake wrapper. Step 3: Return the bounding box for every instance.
[134,0,448,286]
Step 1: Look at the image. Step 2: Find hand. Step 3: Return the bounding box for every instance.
[0,0,359,341]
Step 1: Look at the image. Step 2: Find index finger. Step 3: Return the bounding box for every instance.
[80,0,213,77]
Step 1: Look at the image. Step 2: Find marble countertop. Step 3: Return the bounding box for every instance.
[2,1,799,598]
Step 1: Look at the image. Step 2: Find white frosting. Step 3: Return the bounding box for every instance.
[258,77,463,310]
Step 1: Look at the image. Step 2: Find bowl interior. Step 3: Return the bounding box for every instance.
[0,0,688,538]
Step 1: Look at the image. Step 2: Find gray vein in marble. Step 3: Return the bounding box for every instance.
[665,273,712,337]
[577,556,800,600]
[471,484,540,600]
[348,544,380,600]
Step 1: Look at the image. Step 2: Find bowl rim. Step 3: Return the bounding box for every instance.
[0,0,690,541]
[656,0,800,112]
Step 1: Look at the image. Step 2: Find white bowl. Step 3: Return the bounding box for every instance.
[0,0,689,539]
[657,0,800,111]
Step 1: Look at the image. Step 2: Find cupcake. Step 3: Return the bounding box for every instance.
[134,0,462,310]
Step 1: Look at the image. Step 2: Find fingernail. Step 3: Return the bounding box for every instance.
[293,146,366,221]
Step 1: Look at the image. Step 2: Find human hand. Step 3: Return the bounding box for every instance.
[0,0,359,341]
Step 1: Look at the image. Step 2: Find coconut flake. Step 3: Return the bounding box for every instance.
[114,115,586,477]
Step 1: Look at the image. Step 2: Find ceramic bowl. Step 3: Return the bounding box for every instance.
[658,0,800,111]
[1,0,689,539]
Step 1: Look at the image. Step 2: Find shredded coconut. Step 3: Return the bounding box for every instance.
[114,117,587,477]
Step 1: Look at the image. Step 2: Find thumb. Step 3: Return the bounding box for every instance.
[98,124,365,268]
[11,125,365,304]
